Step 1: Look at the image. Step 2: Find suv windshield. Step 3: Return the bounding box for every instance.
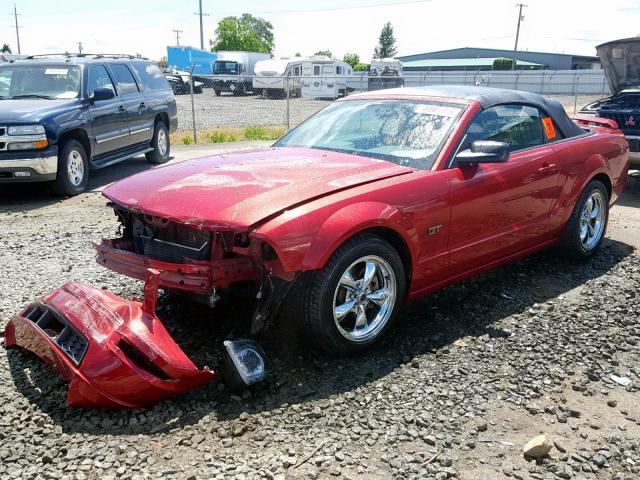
[275,100,465,169]
[0,64,81,99]
[214,61,239,75]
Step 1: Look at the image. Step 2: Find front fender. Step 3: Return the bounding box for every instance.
[300,201,417,271]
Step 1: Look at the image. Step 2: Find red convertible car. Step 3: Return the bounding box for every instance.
[4,86,630,407]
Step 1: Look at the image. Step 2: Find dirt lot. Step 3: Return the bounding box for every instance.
[0,147,639,480]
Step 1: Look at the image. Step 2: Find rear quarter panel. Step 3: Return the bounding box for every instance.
[550,130,629,232]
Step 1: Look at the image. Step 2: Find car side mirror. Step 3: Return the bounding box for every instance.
[455,140,510,165]
[90,87,115,103]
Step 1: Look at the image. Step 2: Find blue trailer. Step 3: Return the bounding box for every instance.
[166,46,217,75]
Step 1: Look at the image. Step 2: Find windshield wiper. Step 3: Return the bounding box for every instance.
[10,94,56,100]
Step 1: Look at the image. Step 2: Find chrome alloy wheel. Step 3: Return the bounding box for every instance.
[67,149,85,187]
[580,190,606,250]
[157,129,168,157]
[332,255,397,343]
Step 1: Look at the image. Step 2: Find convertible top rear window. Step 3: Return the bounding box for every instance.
[276,99,465,170]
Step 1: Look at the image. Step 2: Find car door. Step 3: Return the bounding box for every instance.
[108,63,151,147]
[86,64,129,156]
[447,104,562,274]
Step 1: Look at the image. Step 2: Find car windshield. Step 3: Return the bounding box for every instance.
[0,65,81,99]
[214,61,239,74]
[275,99,465,169]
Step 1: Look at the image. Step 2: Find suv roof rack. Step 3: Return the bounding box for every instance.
[24,53,149,60]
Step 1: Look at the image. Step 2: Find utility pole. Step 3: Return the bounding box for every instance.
[173,29,183,46]
[512,3,527,71]
[77,41,83,54]
[12,3,21,54]
[194,0,209,50]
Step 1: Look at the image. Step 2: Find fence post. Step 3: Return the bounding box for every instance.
[189,65,197,143]
[573,73,582,114]
[286,71,290,131]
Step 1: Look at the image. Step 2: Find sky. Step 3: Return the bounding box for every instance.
[3,0,640,63]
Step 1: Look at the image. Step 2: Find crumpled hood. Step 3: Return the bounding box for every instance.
[597,38,640,94]
[103,147,413,229]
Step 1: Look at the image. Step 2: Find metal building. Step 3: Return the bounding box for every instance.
[397,47,600,71]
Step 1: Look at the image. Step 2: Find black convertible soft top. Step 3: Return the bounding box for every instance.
[358,85,585,138]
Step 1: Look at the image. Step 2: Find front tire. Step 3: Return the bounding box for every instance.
[559,180,609,259]
[145,122,170,164]
[53,139,89,196]
[299,235,406,355]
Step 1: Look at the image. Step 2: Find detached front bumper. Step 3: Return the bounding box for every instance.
[0,146,58,182]
[3,271,215,408]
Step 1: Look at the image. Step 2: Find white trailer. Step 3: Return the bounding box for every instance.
[253,58,306,97]
[212,51,271,95]
[301,56,353,99]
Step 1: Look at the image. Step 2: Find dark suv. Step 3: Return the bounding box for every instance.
[0,54,177,195]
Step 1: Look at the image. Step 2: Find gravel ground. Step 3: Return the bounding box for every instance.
[0,151,639,479]
[174,90,605,134]
[174,91,330,132]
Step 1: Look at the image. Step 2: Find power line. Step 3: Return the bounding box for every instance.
[215,0,431,16]
[512,3,527,70]
[173,28,183,46]
[12,3,21,54]
[194,0,210,50]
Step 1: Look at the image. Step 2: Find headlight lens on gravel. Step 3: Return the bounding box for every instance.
[222,339,269,390]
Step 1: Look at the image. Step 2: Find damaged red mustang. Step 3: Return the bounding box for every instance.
[4,86,630,407]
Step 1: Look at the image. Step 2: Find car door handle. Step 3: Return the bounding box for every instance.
[538,163,558,173]
[118,105,126,112]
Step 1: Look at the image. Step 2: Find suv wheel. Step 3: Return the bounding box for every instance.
[53,139,89,196]
[146,122,170,164]
[559,180,609,259]
[298,234,406,355]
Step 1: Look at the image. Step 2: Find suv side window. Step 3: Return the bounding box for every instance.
[110,64,139,96]
[87,65,115,97]
[465,104,545,152]
[130,61,170,92]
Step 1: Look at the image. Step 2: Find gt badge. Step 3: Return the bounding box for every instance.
[428,225,443,236]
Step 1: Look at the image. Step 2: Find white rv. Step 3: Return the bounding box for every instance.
[212,51,270,95]
[301,56,353,99]
[253,58,306,97]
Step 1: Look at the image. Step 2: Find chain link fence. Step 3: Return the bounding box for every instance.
[171,70,610,143]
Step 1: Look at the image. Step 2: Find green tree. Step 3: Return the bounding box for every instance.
[373,22,397,59]
[313,50,333,58]
[210,13,274,53]
[1,44,11,53]
[294,52,301,57]
[492,57,515,70]
[343,53,360,68]
[354,63,369,72]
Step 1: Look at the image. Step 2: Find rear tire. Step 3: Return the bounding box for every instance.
[53,139,89,196]
[298,234,406,356]
[559,180,609,259]
[145,122,170,164]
